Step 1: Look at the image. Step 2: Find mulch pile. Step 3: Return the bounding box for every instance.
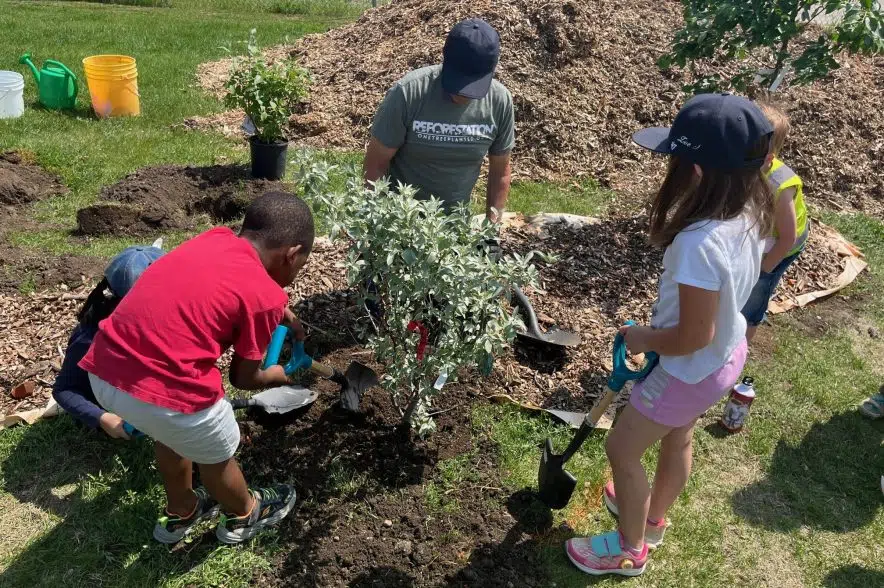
[76,164,286,237]
[0,150,67,209]
[193,0,884,216]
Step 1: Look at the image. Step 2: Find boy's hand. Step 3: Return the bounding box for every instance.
[619,324,653,355]
[283,308,306,341]
[99,412,132,440]
[231,355,291,390]
[262,364,292,386]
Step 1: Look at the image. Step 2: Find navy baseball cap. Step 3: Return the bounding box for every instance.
[441,19,500,100]
[633,93,773,169]
[104,245,164,297]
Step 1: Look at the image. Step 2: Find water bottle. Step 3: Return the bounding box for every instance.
[720,377,755,433]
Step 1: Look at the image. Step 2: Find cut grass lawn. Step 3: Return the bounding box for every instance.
[1,0,883,586]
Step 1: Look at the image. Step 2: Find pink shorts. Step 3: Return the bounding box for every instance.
[629,340,748,428]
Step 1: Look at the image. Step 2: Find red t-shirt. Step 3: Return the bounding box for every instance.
[80,228,288,413]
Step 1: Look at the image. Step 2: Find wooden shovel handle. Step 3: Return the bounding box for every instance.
[585,387,618,427]
[310,360,335,379]
[559,387,618,464]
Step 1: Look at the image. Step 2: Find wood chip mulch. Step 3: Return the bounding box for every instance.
[0,221,856,419]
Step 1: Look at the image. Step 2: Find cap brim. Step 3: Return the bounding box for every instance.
[632,127,673,154]
[441,66,494,100]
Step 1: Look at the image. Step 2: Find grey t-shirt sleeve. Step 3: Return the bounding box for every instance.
[371,84,408,149]
[490,88,515,155]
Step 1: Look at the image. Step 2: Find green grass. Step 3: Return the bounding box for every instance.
[0,418,281,586]
[0,0,331,233]
[271,0,378,18]
[423,451,480,514]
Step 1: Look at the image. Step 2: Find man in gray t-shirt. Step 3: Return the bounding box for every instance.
[364,19,515,222]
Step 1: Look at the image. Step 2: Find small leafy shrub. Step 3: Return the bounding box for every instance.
[661,0,884,93]
[224,30,311,143]
[296,156,540,436]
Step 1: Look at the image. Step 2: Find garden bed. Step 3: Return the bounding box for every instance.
[0,209,868,585]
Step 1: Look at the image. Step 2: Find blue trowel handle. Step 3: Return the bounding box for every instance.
[122,421,144,438]
[263,325,289,370]
[263,325,314,375]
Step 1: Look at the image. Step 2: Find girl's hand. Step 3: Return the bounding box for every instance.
[619,324,654,355]
[99,412,132,440]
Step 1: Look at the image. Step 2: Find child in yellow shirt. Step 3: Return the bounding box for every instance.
[741,102,808,342]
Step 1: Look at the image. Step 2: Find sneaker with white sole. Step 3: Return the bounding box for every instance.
[216,484,297,545]
[565,530,648,577]
[153,487,219,544]
[603,480,668,549]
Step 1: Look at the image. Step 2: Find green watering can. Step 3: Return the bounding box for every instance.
[19,53,78,110]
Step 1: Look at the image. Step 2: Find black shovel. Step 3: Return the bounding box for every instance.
[512,285,581,348]
[229,385,318,415]
[264,326,379,412]
[537,324,658,509]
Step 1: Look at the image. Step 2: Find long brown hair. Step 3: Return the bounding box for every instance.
[648,135,774,247]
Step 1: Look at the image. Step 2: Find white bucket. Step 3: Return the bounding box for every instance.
[0,71,25,119]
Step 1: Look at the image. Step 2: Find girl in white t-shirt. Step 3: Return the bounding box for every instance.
[566,94,775,577]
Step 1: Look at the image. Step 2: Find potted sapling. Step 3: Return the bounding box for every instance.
[225,31,310,180]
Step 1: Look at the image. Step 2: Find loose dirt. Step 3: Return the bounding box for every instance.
[0,151,67,209]
[76,164,288,237]
[195,0,884,216]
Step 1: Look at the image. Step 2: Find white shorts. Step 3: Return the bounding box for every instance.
[89,373,240,464]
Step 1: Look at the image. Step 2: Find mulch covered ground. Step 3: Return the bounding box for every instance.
[193,0,884,217]
[0,215,851,420]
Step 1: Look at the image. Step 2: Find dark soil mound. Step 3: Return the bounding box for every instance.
[0,151,67,208]
[76,164,287,236]
[239,345,554,588]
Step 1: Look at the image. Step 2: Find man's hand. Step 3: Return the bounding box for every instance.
[99,412,132,440]
[283,308,306,341]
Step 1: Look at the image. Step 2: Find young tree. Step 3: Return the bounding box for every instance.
[296,157,541,436]
[660,0,884,93]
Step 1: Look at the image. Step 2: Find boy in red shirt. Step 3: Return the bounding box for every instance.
[80,191,313,545]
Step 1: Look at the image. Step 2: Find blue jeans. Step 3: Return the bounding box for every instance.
[741,250,802,326]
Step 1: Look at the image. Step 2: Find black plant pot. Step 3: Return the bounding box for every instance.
[249,136,288,180]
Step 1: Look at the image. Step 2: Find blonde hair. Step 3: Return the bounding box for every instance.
[757,101,791,156]
[648,135,775,247]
